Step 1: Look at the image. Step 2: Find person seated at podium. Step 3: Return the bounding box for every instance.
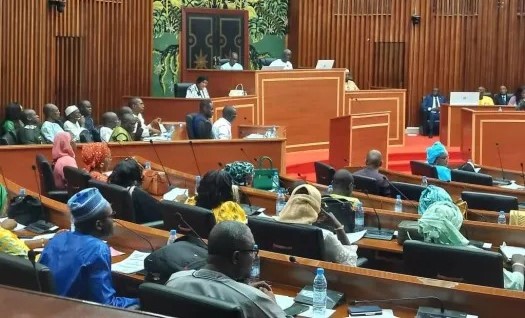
[41,103,64,143]
[191,100,214,139]
[166,221,286,318]
[354,150,391,197]
[330,169,361,208]
[99,112,119,142]
[418,201,525,290]
[186,76,211,99]
[82,143,112,182]
[269,49,293,70]
[17,109,43,145]
[478,86,495,106]
[110,113,138,142]
[212,106,237,140]
[426,141,451,182]
[421,88,446,138]
[52,132,78,190]
[509,86,525,107]
[494,85,511,106]
[344,69,359,91]
[220,52,243,71]
[275,184,356,265]
[40,188,139,308]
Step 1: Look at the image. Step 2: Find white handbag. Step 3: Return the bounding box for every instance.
[229,84,247,97]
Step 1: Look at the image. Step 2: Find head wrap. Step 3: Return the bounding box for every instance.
[426,141,448,165]
[418,201,469,246]
[212,201,247,224]
[52,132,75,161]
[418,185,452,215]
[68,188,110,223]
[275,184,321,225]
[82,143,111,172]
[65,105,79,117]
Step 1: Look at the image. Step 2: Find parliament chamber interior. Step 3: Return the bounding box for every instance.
[2,1,525,317]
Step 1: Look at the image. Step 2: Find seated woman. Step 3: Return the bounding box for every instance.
[186,76,210,99]
[1,102,23,136]
[191,170,247,224]
[426,141,451,182]
[52,132,78,190]
[107,159,161,223]
[418,201,525,290]
[275,184,356,265]
[81,143,112,182]
[418,185,453,215]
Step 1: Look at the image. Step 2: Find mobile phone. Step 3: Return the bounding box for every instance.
[284,303,310,316]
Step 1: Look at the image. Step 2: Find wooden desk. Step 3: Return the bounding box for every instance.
[238,125,286,139]
[344,89,406,146]
[439,104,513,147]
[461,108,525,171]
[329,112,390,169]
[181,69,256,97]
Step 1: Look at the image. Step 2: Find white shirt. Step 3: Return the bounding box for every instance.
[133,113,165,138]
[41,121,64,143]
[99,126,113,142]
[186,84,210,99]
[269,59,293,70]
[212,117,232,140]
[63,120,86,141]
[220,62,243,71]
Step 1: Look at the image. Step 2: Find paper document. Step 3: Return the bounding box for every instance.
[299,307,335,318]
[111,250,150,274]
[110,247,125,257]
[346,230,367,244]
[498,180,525,190]
[163,188,188,201]
[275,294,335,318]
[0,217,26,231]
[500,244,525,261]
[244,133,265,139]
[349,309,396,318]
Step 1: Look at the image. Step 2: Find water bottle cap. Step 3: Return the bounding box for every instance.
[170,229,177,235]
[254,244,258,249]
[500,210,505,214]
[396,194,401,199]
[316,268,324,275]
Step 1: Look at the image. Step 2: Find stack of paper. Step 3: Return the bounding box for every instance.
[112,250,150,274]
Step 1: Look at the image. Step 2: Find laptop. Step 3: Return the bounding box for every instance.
[261,65,285,71]
[449,92,479,106]
[315,60,335,69]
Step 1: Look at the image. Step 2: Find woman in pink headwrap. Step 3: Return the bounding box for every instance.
[52,132,78,189]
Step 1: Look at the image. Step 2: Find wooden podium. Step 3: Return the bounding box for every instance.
[329,112,390,169]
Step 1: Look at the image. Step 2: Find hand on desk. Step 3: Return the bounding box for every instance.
[250,281,276,302]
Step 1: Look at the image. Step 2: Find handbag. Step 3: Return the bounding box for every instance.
[252,156,278,190]
[7,194,46,225]
[228,84,247,97]
[142,170,169,196]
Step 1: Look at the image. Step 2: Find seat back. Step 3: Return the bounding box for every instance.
[403,240,503,288]
[314,161,335,186]
[174,83,193,98]
[63,166,92,197]
[35,154,57,194]
[247,216,325,260]
[160,200,216,239]
[451,169,493,186]
[258,57,277,68]
[461,191,518,212]
[318,196,355,233]
[0,252,55,294]
[88,179,136,221]
[410,161,438,178]
[139,282,243,318]
[185,113,196,140]
[0,131,17,145]
[78,130,93,143]
[352,174,380,195]
[390,181,426,201]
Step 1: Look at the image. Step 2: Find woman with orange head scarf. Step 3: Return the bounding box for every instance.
[52,132,78,189]
[81,143,112,182]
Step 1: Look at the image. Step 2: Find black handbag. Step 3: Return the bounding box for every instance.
[7,195,46,225]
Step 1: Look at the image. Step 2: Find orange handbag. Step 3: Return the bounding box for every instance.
[142,170,169,196]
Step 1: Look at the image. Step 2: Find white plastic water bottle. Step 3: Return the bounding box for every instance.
[195,175,201,196]
[271,126,277,138]
[421,176,428,187]
[312,268,327,317]
[275,188,286,216]
[394,195,403,212]
[272,171,280,191]
[167,229,177,245]
[19,188,26,197]
[498,211,506,225]
[354,202,364,231]
[250,244,260,283]
[349,245,358,267]
[326,184,333,195]
[144,161,151,170]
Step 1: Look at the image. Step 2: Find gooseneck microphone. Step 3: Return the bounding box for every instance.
[350,296,445,314]
[495,143,508,182]
[27,249,43,292]
[363,190,395,240]
[175,212,208,247]
[148,140,173,189]
[188,141,202,177]
[113,219,155,253]
[240,147,257,163]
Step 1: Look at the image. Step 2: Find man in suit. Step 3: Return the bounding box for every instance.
[192,99,214,139]
[421,88,446,138]
[353,150,391,197]
[494,85,511,106]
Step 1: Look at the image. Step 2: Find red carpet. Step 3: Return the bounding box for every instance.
[286,135,464,182]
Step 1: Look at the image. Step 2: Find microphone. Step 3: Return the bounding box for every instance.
[149,140,173,189]
[350,297,447,315]
[382,177,419,211]
[113,219,155,253]
[520,163,525,186]
[240,147,257,163]
[495,143,509,184]
[362,190,394,240]
[218,162,223,168]
[175,212,208,247]
[27,249,42,292]
[188,141,202,177]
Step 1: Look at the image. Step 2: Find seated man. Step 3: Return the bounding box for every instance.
[110,113,137,142]
[421,88,446,138]
[78,100,99,141]
[166,221,286,318]
[330,169,361,208]
[192,99,214,139]
[63,105,87,142]
[494,85,511,106]
[99,112,119,142]
[129,97,162,138]
[17,109,43,144]
[344,69,359,91]
[41,103,64,143]
[426,141,451,182]
[478,86,495,106]
[220,52,243,71]
[40,188,139,308]
[212,106,237,140]
[269,49,293,70]
[353,150,391,197]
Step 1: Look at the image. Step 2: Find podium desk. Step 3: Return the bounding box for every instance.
[182,69,256,97]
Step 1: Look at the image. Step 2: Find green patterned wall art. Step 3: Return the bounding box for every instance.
[152,0,289,97]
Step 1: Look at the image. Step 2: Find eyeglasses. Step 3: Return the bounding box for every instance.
[237,245,259,257]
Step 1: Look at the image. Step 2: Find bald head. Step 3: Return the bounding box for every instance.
[208,221,253,256]
[222,106,237,122]
[365,150,383,169]
[118,106,133,120]
[332,169,354,197]
[43,103,60,121]
[282,49,292,62]
[102,112,119,129]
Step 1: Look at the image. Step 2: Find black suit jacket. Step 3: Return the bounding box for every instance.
[494,93,511,106]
